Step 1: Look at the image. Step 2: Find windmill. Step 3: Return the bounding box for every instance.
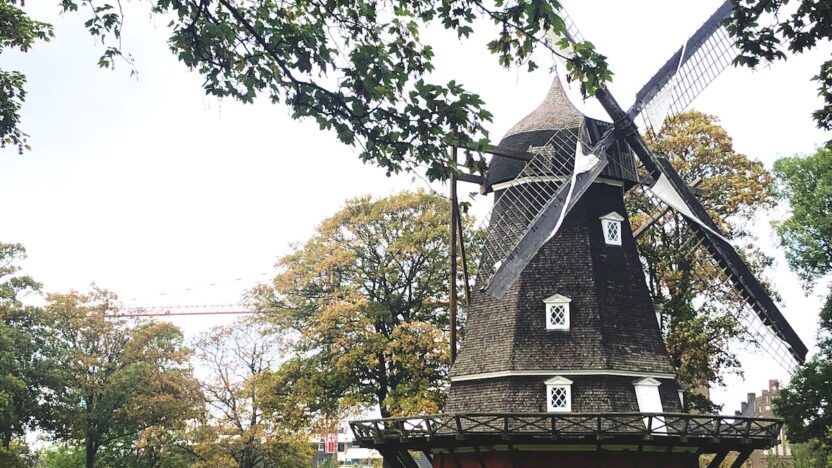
[474,0,807,372]
[351,2,805,467]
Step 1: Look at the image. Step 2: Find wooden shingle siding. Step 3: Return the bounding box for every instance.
[448,182,680,413]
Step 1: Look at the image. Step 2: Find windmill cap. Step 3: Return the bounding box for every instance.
[502,76,584,139]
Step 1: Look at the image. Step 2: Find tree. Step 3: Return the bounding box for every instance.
[0,1,52,152]
[770,144,832,466]
[0,242,46,455]
[41,288,201,468]
[250,190,473,421]
[772,146,832,287]
[627,111,777,411]
[189,318,310,468]
[8,1,612,179]
[726,0,832,131]
[774,291,832,449]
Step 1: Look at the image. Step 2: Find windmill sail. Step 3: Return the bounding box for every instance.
[631,0,737,130]
[649,161,808,367]
[557,0,808,368]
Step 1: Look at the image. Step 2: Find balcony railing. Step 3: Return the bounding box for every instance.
[350,412,781,449]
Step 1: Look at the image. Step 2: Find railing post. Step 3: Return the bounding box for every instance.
[680,414,690,441]
[712,415,722,442]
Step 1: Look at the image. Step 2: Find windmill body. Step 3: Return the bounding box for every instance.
[447,79,684,415]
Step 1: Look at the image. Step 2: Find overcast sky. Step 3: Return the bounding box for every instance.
[2,1,830,413]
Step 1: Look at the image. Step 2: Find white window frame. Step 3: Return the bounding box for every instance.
[545,376,573,412]
[543,294,571,331]
[600,211,625,246]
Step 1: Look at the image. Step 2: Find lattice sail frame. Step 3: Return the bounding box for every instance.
[633,1,738,131]
[475,122,597,289]
[633,188,798,373]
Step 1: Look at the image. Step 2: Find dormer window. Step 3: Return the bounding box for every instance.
[600,212,624,246]
[543,294,571,331]
[545,376,572,412]
[633,377,666,432]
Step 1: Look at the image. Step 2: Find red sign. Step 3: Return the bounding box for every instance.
[324,433,337,454]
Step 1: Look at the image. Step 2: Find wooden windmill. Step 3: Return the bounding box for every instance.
[352,2,806,467]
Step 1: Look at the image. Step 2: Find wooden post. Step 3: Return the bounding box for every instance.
[457,210,471,307]
[449,146,459,364]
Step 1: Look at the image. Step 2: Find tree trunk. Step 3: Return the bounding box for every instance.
[85,437,97,468]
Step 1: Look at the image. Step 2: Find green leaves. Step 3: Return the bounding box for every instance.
[774,291,832,447]
[41,288,201,468]
[772,146,832,287]
[40,0,616,180]
[0,2,53,152]
[726,0,832,130]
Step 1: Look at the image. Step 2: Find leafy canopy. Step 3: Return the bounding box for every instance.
[41,287,201,468]
[775,291,832,447]
[251,190,475,420]
[8,1,611,180]
[726,0,832,131]
[0,242,44,448]
[0,1,53,152]
[772,146,832,287]
[773,146,832,451]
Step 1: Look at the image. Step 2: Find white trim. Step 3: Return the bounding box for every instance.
[491,176,624,192]
[632,377,662,386]
[599,211,625,222]
[543,293,571,304]
[450,369,675,382]
[544,375,573,385]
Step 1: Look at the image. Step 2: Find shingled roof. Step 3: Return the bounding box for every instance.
[504,77,584,138]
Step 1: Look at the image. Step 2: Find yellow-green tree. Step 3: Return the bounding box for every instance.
[41,288,201,468]
[627,111,777,410]
[251,190,473,421]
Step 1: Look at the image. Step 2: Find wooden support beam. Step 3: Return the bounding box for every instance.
[456,171,484,185]
[706,450,728,468]
[457,207,472,307]
[449,146,459,364]
[448,447,463,468]
[473,445,487,468]
[379,448,420,468]
[730,450,753,468]
[457,143,536,162]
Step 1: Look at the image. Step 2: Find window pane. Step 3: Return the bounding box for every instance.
[550,386,568,409]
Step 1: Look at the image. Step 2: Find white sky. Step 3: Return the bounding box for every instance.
[2,1,830,413]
